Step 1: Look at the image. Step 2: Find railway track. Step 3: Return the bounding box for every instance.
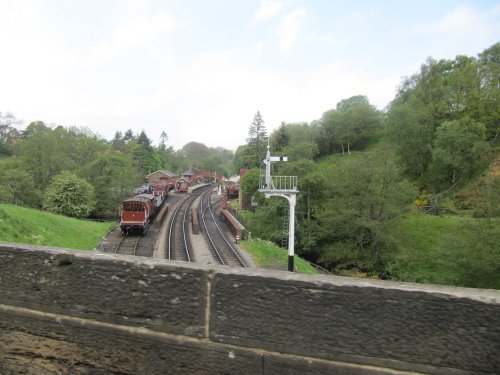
[96,216,159,257]
[166,185,211,261]
[112,231,156,257]
[200,188,247,268]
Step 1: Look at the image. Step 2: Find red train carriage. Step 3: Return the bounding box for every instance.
[226,184,239,199]
[120,194,156,234]
[175,178,189,193]
[153,180,169,200]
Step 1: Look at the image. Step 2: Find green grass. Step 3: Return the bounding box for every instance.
[0,204,115,250]
[385,212,500,289]
[240,239,320,274]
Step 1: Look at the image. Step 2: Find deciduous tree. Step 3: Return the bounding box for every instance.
[43,171,96,218]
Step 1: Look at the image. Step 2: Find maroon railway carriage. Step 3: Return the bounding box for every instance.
[175,178,189,193]
[226,184,239,199]
[120,194,156,234]
[153,179,169,200]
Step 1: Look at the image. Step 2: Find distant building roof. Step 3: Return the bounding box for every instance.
[147,169,176,178]
[182,165,199,177]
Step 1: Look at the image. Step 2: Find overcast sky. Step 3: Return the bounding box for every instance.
[1,0,499,151]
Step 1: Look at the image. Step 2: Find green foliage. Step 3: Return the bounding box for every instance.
[0,204,114,250]
[0,164,41,207]
[240,239,319,274]
[0,112,21,156]
[181,142,234,176]
[79,152,141,218]
[430,118,487,186]
[387,44,498,189]
[477,42,500,140]
[239,168,260,196]
[246,111,268,168]
[304,144,415,272]
[239,198,285,243]
[385,213,500,289]
[43,171,96,218]
[318,95,382,156]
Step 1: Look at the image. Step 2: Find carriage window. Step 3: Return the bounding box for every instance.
[124,202,144,211]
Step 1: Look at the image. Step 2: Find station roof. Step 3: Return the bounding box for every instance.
[146,169,176,178]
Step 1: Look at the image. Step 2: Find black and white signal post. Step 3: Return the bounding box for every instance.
[259,143,298,272]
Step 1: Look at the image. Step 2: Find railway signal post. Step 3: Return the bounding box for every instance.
[259,143,299,272]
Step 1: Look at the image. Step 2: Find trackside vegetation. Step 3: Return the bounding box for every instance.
[384,213,500,289]
[240,239,320,274]
[0,204,114,250]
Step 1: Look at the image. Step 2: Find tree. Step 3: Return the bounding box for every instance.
[386,97,434,179]
[315,147,415,272]
[270,122,320,161]
[246,111,267,167]
[319,96,381,156]
[477,42,500,141]
[159,131,168,148]
[0,162,41,207]
[127,130,161,176]
[271,121,289,152]
[239,168,260,197]
[43,171,96,218]
[0,112,21,155]
[79,153,141,218]
[430,118,488,186]
[387,45,498,188]
[111,131,125,151]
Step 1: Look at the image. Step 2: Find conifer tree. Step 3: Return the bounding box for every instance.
[246,111,268,167]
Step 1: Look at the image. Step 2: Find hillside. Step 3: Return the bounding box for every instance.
[0,204,114,250]
[384,212,500,289]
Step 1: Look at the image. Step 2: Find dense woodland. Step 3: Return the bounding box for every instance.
[1,43,499,287]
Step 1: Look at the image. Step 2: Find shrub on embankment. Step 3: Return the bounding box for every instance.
[0,204,114,250]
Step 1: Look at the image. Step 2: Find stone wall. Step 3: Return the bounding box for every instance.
[0,242,498,374]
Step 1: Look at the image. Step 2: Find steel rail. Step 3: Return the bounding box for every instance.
[167,185,210,261]
[167,194,192,261]
[133,235,141,256]
[200,189,225,265]
[206,191,247,267]
[114,235,125,253]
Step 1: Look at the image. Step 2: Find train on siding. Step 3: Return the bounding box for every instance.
[120,189,165,234]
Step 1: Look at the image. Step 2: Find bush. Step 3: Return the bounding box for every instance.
[43,171,96,218]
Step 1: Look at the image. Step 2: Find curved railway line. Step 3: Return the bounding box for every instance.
[200,188,247,268]
[166,185,212,262]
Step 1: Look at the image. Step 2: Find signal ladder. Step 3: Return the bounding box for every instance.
[281,204,289,248]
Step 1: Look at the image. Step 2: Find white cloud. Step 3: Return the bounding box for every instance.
[88,6,178,66]
[254,0,290,23]
[415,4,500,55]
[277,7,307,52]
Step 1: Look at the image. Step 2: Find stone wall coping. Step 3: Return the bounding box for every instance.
[2,241,498,303]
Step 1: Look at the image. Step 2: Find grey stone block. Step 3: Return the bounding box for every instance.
[0,309,262,375]
[210,269,500,374]
[263,354,409,375]
[0,243,209,337]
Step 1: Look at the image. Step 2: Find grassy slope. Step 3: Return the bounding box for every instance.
[0,204,115,250]
[240,239,319,274]
[385,212,500,289]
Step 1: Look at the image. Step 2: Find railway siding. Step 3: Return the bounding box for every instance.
[1,242,499,375]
